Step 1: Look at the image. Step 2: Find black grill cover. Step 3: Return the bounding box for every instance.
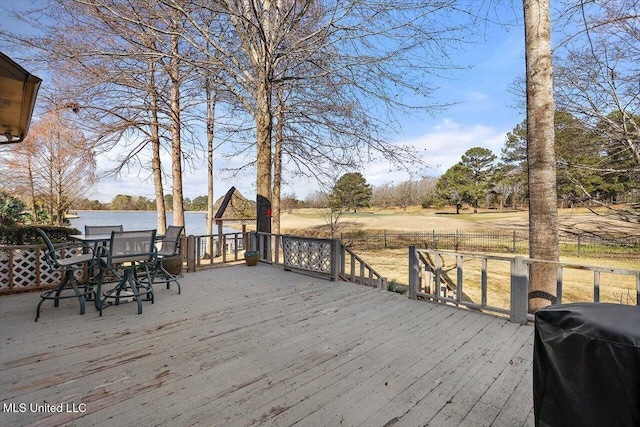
[534,303,640,427]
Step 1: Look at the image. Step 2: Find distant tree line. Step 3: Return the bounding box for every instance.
[69,194,211,212]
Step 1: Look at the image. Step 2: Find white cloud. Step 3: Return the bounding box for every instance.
[394,119,507,175]
[356,119,509,190]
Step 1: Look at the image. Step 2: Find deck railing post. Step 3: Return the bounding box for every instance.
[274,234,281,265]
[510,255,528,324]
[409,245,419,300]
[187,235,197,272]
[331,239,341,282]
[248,232,254,251]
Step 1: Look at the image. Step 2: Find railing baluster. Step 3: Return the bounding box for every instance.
[556,267,563,305]
[435,254,442,300]
[481,258,487,308]
[456,255,463,304]
[350,252,355,283]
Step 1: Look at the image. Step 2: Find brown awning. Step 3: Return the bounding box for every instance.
[0,51,42,144]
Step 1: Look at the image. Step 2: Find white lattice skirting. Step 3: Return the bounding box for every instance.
[1,246,84,293]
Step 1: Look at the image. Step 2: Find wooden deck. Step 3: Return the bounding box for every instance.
[1,264,534,426]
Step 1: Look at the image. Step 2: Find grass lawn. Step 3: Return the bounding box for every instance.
[281,206,640,237]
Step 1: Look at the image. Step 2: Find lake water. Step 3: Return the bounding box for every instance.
[69,211,237,235]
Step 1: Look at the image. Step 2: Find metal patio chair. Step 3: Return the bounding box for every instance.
[84,225,124,285]
[35,228,97,321]
[95,229,157,316]
[141,225,184,294]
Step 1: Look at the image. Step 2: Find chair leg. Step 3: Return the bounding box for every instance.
[35,297,47,322]
[35,270,87,322]
[143,259,179,294]
[126,271,143,315]
[100,265,153,315]
[159,264,181,294]
[136,264,154,302]
[68,274,86,316]
[53,273,70,307]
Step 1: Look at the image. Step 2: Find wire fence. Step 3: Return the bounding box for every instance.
[340,230,640,258]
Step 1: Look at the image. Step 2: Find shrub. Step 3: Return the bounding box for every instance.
[0,225,80,245]
[0,192,26,226]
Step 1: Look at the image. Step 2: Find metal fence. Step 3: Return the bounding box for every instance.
[341,230,639,258]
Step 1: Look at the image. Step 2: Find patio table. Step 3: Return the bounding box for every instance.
[94,230,158,316]
[70,234,113,243]
[69,233,163,310]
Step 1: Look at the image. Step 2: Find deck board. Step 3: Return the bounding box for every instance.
[1,264,534,426]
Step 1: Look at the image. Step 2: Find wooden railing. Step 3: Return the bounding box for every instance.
[248,232,386,288]
[409,246,640,324]
[339,243,387,289]
[8,235,634,326]
[185,232,248,271]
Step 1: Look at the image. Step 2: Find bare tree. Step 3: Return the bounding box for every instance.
[524,0,559,312]
[3,134,40,222]
[1,0,208,231]
[3,110,97,225]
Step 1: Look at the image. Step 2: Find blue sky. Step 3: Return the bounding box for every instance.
[3,1,527,203]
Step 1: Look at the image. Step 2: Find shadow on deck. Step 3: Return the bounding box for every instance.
[0,264,534,426]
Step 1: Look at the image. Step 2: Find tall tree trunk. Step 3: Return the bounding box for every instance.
[206,76,216,256]
[149,59,166,233]
[272,87,284,235]
[256,72,272,234]
[26,156,37,223]
[524,0,559,312]
[169,30,185,230]
[55,131,63,226]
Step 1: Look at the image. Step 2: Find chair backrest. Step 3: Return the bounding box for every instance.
[107,230,157,265]
[36,228,87,269]
[158,225,184,257]
[85,225,123,235]
[36,228,59,268]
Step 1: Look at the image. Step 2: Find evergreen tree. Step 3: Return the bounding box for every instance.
[330,173,372,213]
[434,164,473,214]
[460,147,497,213]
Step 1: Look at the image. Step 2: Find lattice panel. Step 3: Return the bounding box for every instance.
[282,238,332,274]
[0,247,63,291]
[0,250,10,289]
